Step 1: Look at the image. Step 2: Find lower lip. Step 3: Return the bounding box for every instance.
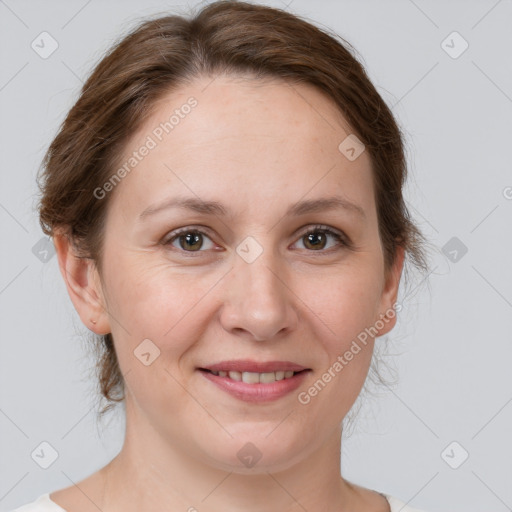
[199,369,310,402]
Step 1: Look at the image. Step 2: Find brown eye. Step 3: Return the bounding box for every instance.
[165,229,215,252]
[303,231,328,250]
[294,226,348,252]
[178,232,203,251]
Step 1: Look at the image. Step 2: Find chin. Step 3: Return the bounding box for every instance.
[198,429,308,474]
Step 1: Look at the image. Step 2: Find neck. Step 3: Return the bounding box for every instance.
[100,397,364,512]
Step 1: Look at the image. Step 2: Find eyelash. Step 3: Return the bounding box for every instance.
[162,224,351,256]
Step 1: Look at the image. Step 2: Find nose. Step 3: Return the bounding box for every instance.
[219,247,299,342]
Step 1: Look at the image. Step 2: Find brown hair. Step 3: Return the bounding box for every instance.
[37,0,429,418]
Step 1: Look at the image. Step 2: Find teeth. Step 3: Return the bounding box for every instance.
[209,369,300,383]
[259,372,276,384]
[242,372,260,384]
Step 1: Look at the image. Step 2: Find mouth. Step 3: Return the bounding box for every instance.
[197,360,312,402]
[198,368,309,384]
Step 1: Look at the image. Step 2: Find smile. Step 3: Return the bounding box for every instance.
[206,369,303,384]
[198,368,311,402]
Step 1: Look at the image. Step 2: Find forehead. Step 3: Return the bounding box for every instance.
[111,74,375,220]
[143,74,358,152]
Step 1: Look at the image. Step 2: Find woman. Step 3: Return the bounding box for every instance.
[15,1,431,510]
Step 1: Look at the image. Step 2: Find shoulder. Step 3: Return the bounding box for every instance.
[11,493,67,512]
[384,494,432,512]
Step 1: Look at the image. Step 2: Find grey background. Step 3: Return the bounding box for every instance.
[1,1,511,511]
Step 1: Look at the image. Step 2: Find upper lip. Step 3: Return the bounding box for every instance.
[200,360,310,373]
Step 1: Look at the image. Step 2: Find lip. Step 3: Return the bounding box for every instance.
[198,367,311,403]
[200,360,309,373]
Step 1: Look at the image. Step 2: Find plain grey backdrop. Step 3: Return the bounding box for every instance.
[1,0,511,511]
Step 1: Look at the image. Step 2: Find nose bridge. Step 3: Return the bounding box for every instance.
[220,235,297,341]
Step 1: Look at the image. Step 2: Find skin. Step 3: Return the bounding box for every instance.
[52,74,404,512]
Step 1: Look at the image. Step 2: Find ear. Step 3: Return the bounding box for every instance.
[53,230,111,335]
[374,245,405,337]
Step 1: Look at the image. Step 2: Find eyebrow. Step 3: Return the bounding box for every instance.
[138,195,366,220]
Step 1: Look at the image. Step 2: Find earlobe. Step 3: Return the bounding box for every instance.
[53,230,111,335]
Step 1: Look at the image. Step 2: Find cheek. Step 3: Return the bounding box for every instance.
[299,264,382,407]
[101,252,221,359]
[298,271,380,419]
[100,255,216,417]
[305,263,383,348]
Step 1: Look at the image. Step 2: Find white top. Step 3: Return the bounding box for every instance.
[12,492,431,511]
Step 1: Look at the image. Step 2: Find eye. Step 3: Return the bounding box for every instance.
[164,227,216,253]
[162,224,350,256]
[292,225,349,252]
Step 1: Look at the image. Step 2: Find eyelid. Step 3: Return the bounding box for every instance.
[294,224,350,245]
[162,224,216,243]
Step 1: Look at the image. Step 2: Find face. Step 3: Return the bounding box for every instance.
[63,74,403,473]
